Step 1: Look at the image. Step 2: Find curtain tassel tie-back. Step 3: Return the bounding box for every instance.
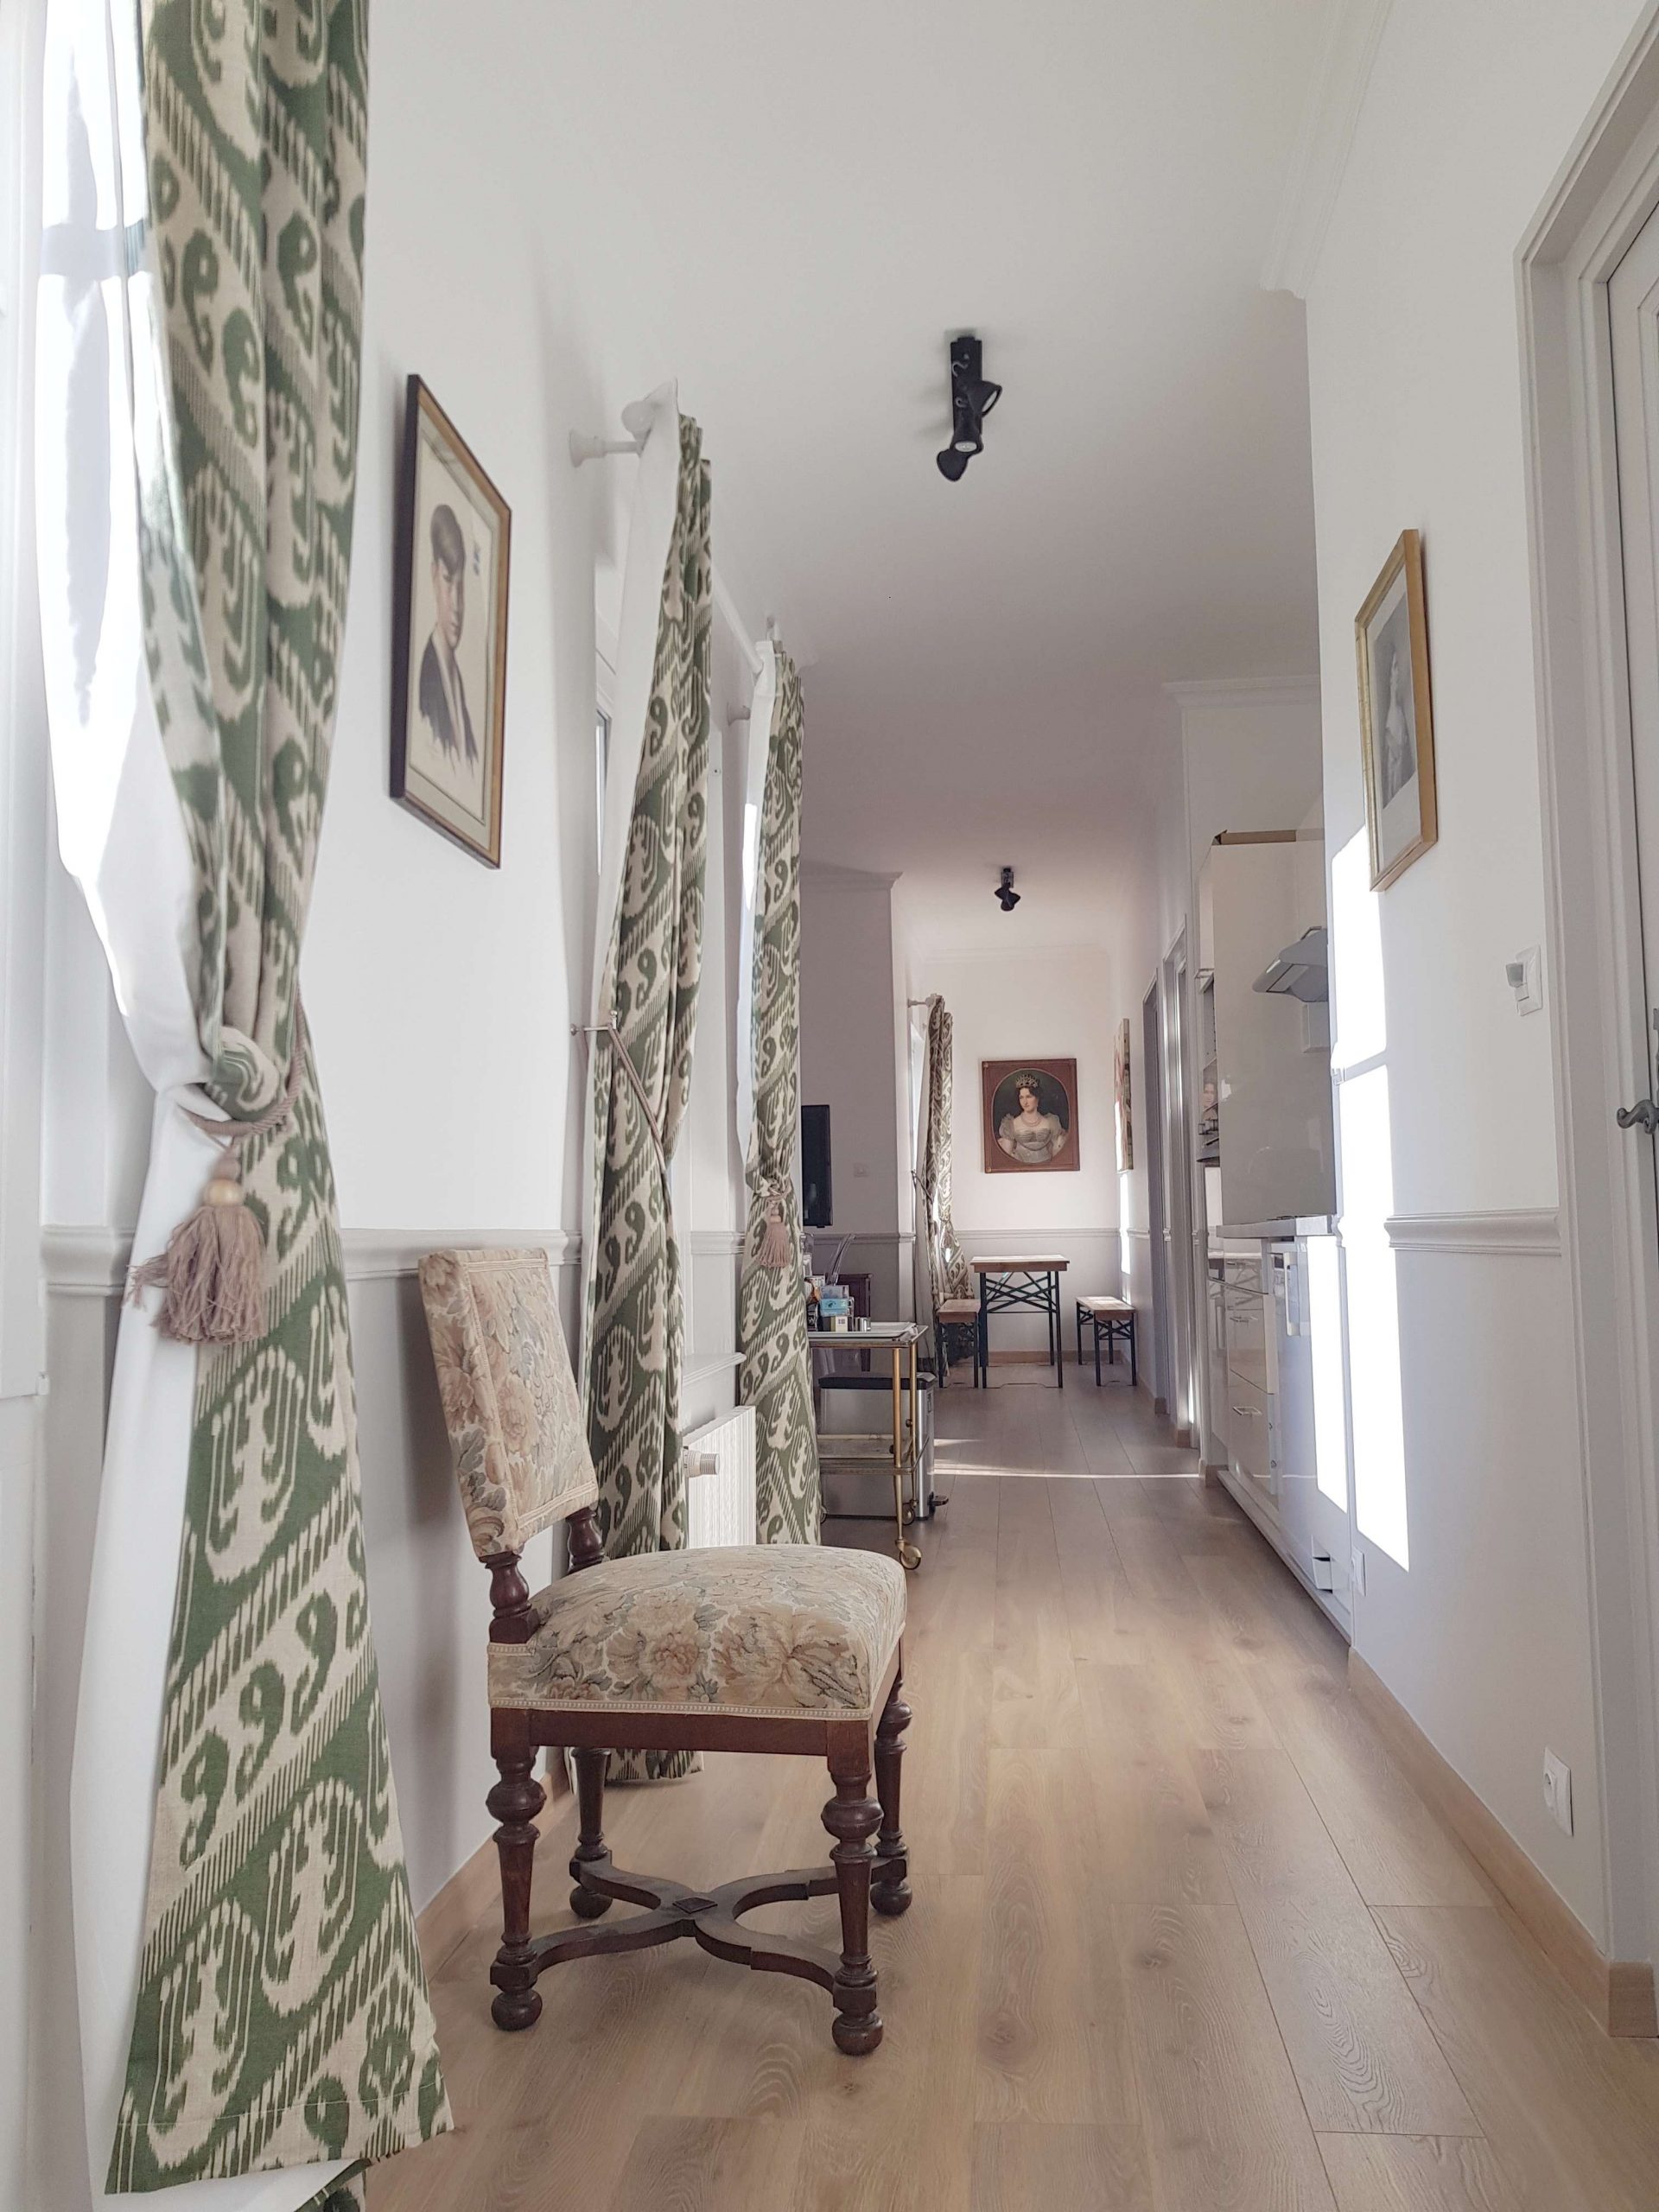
[129,1007,308,1345]
[757,1179,792,1270]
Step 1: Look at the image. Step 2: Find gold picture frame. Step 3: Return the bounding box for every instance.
[1356,528,1437,890]
[391,375,512,867]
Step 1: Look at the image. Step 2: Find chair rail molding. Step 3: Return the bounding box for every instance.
[1260,0,1394,296]
[1385,1209,1562,1259]
[41,1223,582,1292]
[688,1229,745,1259]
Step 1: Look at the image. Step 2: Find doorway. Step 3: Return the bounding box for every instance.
[1160,932,1198,1446]
[1520,17,1659,1981]
[1141,977,1170,1412]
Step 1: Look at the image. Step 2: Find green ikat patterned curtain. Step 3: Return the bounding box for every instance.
[922,997,973,1316]
[582,416,712,1780]
[737,646,820,1544]
[107,1,448,2196]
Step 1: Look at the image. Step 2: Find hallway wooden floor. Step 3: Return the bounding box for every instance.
[372,1374,1659,2211]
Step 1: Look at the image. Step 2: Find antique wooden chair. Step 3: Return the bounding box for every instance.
[419,1247,913,2055]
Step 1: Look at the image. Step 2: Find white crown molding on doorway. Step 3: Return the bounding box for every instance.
[1260,0,1394,297]
[1384,1209,1561,1259]
[1163,673,1323,714]
[800,860,902,893]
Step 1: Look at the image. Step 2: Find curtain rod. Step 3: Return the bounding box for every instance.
[570,428,766,680]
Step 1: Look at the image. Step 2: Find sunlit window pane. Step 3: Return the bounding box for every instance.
[1305,1235,1349,1510]
[1338,1066,1408,1568]
[1331,828,1385,1071]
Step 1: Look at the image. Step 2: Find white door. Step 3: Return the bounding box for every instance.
[1610,208,1659,1160]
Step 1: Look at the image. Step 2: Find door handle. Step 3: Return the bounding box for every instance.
[1617,1097,1659,1133]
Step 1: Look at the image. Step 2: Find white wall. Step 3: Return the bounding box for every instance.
[1298,0,1651,1948]
[3,7,46,2206]
[906,943,1125,1351]
[798,864,908,1314]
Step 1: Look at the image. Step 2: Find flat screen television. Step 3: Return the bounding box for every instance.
[801,1103,832,1229]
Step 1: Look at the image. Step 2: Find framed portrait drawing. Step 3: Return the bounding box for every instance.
[391,375,511,866]
[1114,1018,1133,1172]
[1356,528,1437,890]
[982,1058,1079,1175]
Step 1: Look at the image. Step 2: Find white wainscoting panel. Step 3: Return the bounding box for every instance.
[1363,1220,1607,1948]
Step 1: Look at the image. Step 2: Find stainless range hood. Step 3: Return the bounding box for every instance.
[1252,925,1328,1003]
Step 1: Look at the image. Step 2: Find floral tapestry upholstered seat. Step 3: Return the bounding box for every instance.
[489,1544,906,1719]
[418,1245,914,2057]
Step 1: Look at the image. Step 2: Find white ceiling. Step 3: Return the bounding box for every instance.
[522,2,1328,949]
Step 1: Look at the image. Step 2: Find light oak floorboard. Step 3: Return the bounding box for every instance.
[1120,1897,1338,2209]
[976,1746,1135,2122]
[371,1386,1659,2212]
[1377,1905,1659,2212]
[607,2117,804,2212]
[1239,1897,1479,2137]
[989,1479,1084,1747]
[1197,1748,1364,1904]
[1077,1661,1232,1907]
[1047,1477,1146,1663]
[1317,2133,1519,2211]
[969,2121,1154,2210]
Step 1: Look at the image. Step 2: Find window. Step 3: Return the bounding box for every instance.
[1330,829,1408,1569]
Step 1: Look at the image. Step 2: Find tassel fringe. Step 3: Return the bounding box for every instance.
[130,1155,268,1344]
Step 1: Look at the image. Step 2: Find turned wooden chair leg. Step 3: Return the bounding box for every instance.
[823,1737,883,2055]
[486,1713,545,2031]
[569,1745,613,1918]
[873,1666,912,1917]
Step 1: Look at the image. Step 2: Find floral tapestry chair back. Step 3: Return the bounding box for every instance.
[418,1248,599,1560]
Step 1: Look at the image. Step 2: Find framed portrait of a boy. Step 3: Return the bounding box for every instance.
[391,376,511,866]
[1356,528,1437,890]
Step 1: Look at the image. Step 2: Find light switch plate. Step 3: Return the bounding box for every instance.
[1508,945,1543,1016]
[1543,1748,1573,1836]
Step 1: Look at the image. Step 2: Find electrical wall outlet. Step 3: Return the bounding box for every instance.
[1350,1548,1367,1598]
[1543,1748,1574,1837]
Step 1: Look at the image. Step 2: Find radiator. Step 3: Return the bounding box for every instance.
[683,1405,757,1548]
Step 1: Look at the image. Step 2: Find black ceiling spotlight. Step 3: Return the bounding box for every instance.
[995,866,1020,913]
[937,334,1001,481]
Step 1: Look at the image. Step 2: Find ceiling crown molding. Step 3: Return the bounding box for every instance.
[1261,0,1395,299]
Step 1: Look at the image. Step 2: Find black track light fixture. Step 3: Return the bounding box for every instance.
[936,334,1001,481]
[995,866,1020,913]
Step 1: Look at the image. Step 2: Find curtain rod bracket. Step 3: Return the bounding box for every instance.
[569,431,645,468]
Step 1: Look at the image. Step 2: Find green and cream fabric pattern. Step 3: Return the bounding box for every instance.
[737,645,821,1543]
[582,414,711,1778]
[922,997,974,1315]
[105,0,448,2192]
